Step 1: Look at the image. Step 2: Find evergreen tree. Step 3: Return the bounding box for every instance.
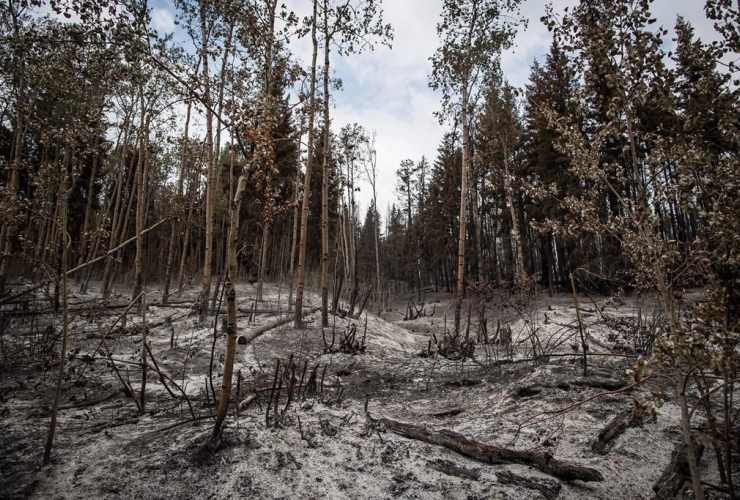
[521,41,578,289]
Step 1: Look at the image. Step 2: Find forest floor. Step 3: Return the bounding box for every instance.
[0,281,736,499]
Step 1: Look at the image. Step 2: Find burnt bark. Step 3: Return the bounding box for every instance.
[377,417,604,482]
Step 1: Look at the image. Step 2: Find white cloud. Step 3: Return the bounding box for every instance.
[320,0,445,217]
[151,7,176,34]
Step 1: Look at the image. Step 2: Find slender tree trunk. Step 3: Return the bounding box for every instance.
[178,164,200,294]
[140,291,147,412]
[348,220,359,317]
[109,162,135,290]
[162,101,192,304]
[293,0,319,328]
[43,172,69,464]
[288,131,302,312]
[626,108,704,499]
[33,144,50,259]
[81,169,119,294]
[278,222,287,281]
[35,207,49,261]
[212,166,251,441]
[44,185,61,266]
[331,212,343,314]
[676,367,705,500]
[199,0,216,310]
[0,17,25,286]
[257,223,270,301]
[503,151,525,286]
[320,6,332,327]
[110,156,138,293]
[340,201,350,281]
[541,231,553,295]
[207,21,235,306]
[373,205,381,314]
[405,175,413,294]
[471,174,484,282]
[132,90,149,305]
[454,83,470,337]
[347,161,359,316]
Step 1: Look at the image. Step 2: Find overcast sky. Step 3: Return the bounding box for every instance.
[149,0,719,226]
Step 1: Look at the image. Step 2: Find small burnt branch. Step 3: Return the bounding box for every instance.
[591,402,645,455]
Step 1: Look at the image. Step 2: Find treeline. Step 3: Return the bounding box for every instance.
[378,11,737,302]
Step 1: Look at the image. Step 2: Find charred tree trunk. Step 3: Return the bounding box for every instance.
[471,174,484,283]
[43,172,69,463]
[162,100,192,304]
[454,83,470,337]
[132,90,149,306]
[320,9,332,328]
[177,163,200,294]
[377,417,603,482]
[212,165,252,441]
[503,151,525,287]
[199,0,216,312]
[288,130,302,312]
[293,0,318,328]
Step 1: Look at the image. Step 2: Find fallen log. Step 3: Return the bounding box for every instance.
[426,458,480,481]
[237,307,320,346]
[653,439,705,499]
[497,470,562,500]
[376,417,603,482]
[591,404,644,455]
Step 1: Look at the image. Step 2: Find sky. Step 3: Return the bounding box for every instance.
[147,0,720,225]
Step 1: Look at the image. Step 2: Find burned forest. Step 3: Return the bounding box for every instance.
[0,0,739,498]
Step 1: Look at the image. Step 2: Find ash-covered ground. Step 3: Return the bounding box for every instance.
[0,282,735,499]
